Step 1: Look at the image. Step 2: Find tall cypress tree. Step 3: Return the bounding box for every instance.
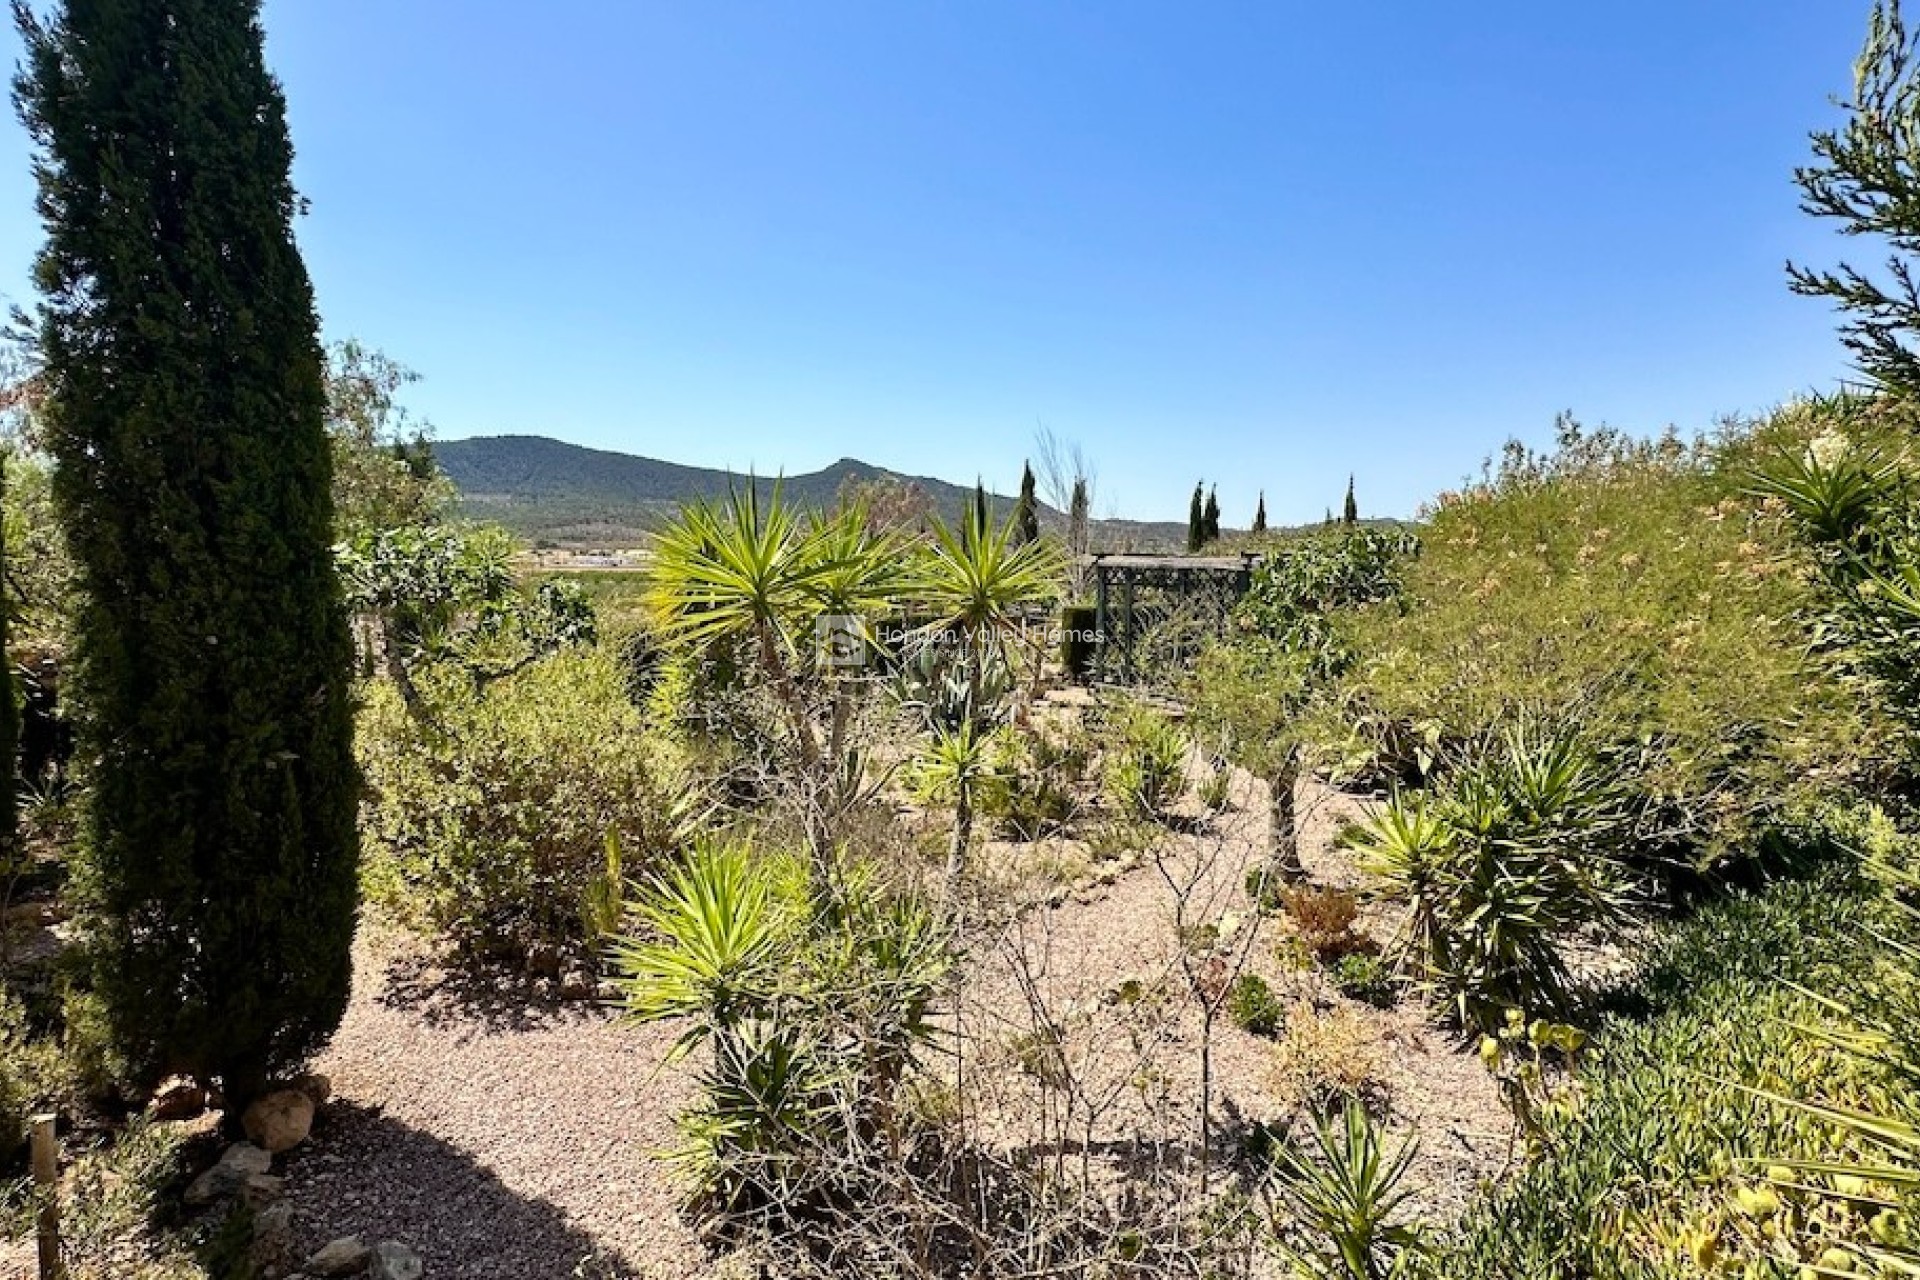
[1343,476,1358,525]
[1014,462,1040,545]
[0,455,14,870]
[16,0,359,1110]
[1187,482,1205,553]
[1252,492,1267,534]
[1203,486,1221,544]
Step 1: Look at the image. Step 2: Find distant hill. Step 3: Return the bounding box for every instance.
[433,433,1396,552]
[435,434,1191,549]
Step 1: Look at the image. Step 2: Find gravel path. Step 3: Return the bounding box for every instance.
[282,934,705,1279]
[280,773,1510,1276]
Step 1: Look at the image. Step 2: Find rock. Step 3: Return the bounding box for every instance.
[559,970,594,1000]
[242,1172,285,1205]
[148,1075,207,1121]
[594,979,622,1003]
[371,1239,424,1280]
[242,1088,314,1153]
[251,1201,295,1269]
[305,1234,371,1276]
[290,1071,332,1108]
[184,1142,273,1206]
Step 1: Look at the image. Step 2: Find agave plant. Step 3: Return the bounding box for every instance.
[1265,1099,1425,1280]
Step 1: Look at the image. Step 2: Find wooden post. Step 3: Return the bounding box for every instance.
[30,1113,59,1279]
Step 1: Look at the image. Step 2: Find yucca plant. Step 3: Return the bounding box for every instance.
[1103,702,1189,820]
[1265,1099,1425,1280]
[609,837,791,1059]
[646,485,907,887]
[902,503,1063,883]
[1346,726,1635,1029]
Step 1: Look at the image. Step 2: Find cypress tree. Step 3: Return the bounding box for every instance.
[970,479,990,547]
[1343,476,1358,525]
[16,0,360,1110]
[1014,462,1040,545]
[1187,482,1205,552]
[1203,486,1221,544]
[1252,492,1267,534]
[0,455,14,868]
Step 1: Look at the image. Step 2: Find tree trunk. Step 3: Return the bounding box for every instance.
[1266,741,1305,881]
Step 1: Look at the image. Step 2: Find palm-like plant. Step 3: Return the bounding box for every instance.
[904,504,1063,884]
[1266,1099,1425,1280]
[1346,727,1634,1028]
[608,837,790,1060]
[646,485,907,882]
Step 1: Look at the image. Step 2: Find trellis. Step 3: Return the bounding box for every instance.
[1088,553,1258,685]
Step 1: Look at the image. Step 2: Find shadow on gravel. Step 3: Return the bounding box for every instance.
[374,950,616,1035]
[283,1102,656,1280]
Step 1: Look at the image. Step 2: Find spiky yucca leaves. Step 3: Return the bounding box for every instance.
[905,503,1062,883]
[645,486,907,882]
[1265,1099,1424,1280]
[610,838,952,1218]
[1346,725,1635,1029]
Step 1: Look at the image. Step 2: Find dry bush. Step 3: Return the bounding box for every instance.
[1268,1002,1389,1114]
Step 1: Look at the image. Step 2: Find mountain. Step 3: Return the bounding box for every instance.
[434,434,1064,547]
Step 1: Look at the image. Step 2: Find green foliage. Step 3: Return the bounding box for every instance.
[323,339,452,540]
[1227,972,1284,1037]
[610,839,951,1218]
[0,991,67,1165]
[17,0,359,1104]
[1330,952,1397,1008]
[1429,868,1895,1278]
[358,647,682,958]
[1102,702,1188,819]
[1788,0,1920,397]
[1316,413,1871,860]
[1344,724,1636,1028]
[1264,1099,1423,1280]
[339,523,596,702]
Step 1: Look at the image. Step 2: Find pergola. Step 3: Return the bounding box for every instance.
[1088,552,1259,684]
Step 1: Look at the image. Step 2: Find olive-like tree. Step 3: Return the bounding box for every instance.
[15,0,359,1110]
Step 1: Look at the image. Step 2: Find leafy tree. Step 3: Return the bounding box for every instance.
[337,523,594,717]
[1253,492,1267,534]
[1344,476,1359,524]
[1188,482,1206,552]
[15,0,359,1108]
[1014,461,1040,545]
[324,339,451,539]
[1203,485,1221,544]
[1790,0,1920,396]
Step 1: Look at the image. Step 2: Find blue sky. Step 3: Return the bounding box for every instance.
[0,3,1879,524]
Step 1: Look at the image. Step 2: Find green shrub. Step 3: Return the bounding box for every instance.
[1308,413,1877,864]
[1264,1099,1423,1280]
[1427,867,1896,1278]
[358,646,683,960]
[1329,952,1397,1008]
[1227,973,1285,1037]
[1103,703,1188,819]
[0,992,67,1165]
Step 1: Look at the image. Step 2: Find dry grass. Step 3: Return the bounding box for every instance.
[1268,1001,1389,1114]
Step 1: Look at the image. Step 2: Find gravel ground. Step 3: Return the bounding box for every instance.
[281,932,706,1279]
[277,772,1511,1277]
